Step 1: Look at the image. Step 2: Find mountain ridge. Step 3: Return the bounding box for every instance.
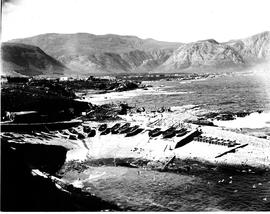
[3,31,270,76]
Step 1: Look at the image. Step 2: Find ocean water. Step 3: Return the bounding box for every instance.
[76,165,270,211]
[79,71,270,211]
[124,72,270,113]
[87,71,270,128]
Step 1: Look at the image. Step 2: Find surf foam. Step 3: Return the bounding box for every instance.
[213,111,270,129]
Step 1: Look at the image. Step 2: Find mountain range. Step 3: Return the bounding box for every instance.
[1,31,269,76]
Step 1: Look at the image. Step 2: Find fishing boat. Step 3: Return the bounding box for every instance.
[162,127,177,139]
[125,128,144,137]
[176,130,189,137]
[175,129,202,148]
[88,129,96,137]
[127,125,139,133]
[118,123,131,134]
[100,128,111,135]
[0,120,82,132]
[98,123,107,132]
[111,123,121,134]
[148,128,162,138]
[125,125,139,136]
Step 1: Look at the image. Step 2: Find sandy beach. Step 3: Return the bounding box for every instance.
[4,109,269,170]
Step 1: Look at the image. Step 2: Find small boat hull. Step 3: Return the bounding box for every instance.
[176,130,188,137]
[111,123,121,134]
[118,123,131,134]
[126,128,144,137]
[98,124,107,132]
[100,128,111,135]
[149,128,162,138]
[162,127,176,139]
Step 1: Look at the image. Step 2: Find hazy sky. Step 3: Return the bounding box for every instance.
[2,0,270,42]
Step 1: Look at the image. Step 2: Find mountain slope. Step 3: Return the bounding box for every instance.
[161,39,245,71]
[1,42,68,76]
[10,33,181,73]
[226,31,270,62]
[8,31,270,74]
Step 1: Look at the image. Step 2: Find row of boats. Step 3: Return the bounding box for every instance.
[193,136,240,147]
[61,122,192,140]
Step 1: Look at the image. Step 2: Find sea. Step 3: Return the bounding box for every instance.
[78,70,270,211]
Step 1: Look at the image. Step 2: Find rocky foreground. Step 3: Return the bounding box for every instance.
[2,108,270,211]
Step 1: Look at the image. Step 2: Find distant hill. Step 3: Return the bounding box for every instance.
[226,31,270,62]
[160,39,245,72]
[1,42,67,76]
[6,31,270,75]
[10,33,181,74]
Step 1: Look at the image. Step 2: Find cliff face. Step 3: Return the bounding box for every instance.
[1,42,68,76]
[6,31,270,75]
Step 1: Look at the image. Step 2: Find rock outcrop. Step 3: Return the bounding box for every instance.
[0,140,120,211]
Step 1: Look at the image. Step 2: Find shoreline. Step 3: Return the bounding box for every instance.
[3,109,269,170]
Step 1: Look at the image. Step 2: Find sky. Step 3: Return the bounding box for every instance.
[2,0,270,43]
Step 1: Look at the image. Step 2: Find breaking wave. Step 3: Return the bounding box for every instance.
[213,111,270,129]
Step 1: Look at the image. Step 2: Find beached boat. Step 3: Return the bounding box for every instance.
[126,125,139,133]
[162,127,177,139]
[125,128,144,137]
[175,129,202,148]
[0,120,82,132]
[100,128,111,135]
[125,125,139,136]
[118,123,131,134]
[111,123,121,134]
[176,129,189,137]
[148,128,162,138]
[98,124,107,132]
[88,129,96,137]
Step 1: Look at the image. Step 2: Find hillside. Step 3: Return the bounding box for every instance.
[160,39,245,72]
[6,31,270,74]
[11,33,181,74]
[226,31,270,62]
[1,42,67,76]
